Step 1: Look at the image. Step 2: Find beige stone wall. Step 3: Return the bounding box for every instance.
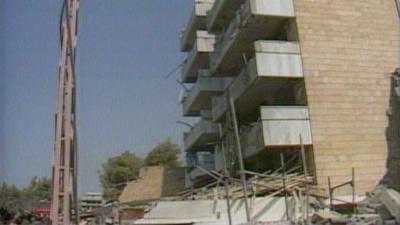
[293,0,399,194]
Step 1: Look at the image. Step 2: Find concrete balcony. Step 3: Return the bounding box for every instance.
[187,151,215,179]
[207,0,246,32]
[212,40,304,122]
[184,119,219,152]
[181,31,216,83]
[180,0,215,52]
[209,0,295,75]
[242,106,312,158]
[182,76,232,117]
[199,109,213,120]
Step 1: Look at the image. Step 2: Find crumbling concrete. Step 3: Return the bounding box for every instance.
[311,211,382,225]
[382,72,400,192]
[358,186,400,224]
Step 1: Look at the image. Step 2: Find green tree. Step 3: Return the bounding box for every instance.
[0,183,23,212]
[23,176,51,201]
[0,177,51,214]
[144,138,181,167]
[99,151,143,200]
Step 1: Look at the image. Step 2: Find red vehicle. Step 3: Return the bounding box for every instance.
[31,202,50,220]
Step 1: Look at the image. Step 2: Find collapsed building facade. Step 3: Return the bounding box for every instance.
[179,0,399,196]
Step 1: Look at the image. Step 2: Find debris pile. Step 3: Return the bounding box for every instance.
[358,186,400,224]
[310,210,382,225]
[176,162,327,224]
[93,156,399,225]
[180,166,317,200]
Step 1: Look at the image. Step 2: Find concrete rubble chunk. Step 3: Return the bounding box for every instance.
[311,211,382,225]
[358,186,400,223]
[379,188,400,223]
[311,210,349,225]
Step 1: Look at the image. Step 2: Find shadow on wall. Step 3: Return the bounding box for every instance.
[382,70,400,191]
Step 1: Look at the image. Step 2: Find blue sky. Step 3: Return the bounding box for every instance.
[0,0,193,194]
[0,2,4,181]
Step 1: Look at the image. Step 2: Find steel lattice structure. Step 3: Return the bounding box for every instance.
[50,0,80,224]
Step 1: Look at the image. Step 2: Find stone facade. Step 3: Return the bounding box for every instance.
[294,0,399,194]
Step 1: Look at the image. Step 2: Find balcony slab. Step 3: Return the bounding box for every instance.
[181,31,216,83]
[209,0,295,76]
[207,0,246,32]
[183,76,232,116]
[184,119,219,152]
[212,41,305,122]
[180,0,215,52]
[242,106,312,158]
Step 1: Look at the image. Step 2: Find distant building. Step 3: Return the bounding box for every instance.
[80,192,103,213]
[31,200,50,220]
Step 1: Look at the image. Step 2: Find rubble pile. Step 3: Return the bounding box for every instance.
[357,186,400,225]
[180,166,316,200]
[311,211,382,225]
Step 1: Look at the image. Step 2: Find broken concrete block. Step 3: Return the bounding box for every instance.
[378,188,400,223]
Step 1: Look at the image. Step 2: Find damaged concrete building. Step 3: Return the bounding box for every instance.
[179,0,399,196]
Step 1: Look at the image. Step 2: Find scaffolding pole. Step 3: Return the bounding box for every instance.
[300,135,310,225]
[229,97,251,222]
[51,0,80,224]
[218,124,233,225]
[280,153,290,220]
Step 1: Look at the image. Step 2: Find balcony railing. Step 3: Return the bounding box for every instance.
[181,31,216,83]
[207,0,246,32]
[186,151,215,179]
[180,0,215,52]
[212,40,304,121]
[182,76,231,116]
[209,0,295,75]
[242,106,312,158]
[184,119,219,151]
[188,151,215,168]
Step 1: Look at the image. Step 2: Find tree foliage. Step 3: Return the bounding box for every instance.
[0,183,22,211]
[0,177,51,213]
[98,138,182,200]
[24,176,51,202]
[99,151,143,200]
[144,138,181,167]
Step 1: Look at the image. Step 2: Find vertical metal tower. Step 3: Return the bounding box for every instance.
[51,0,80,224]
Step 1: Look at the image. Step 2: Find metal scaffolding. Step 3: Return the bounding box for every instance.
[50,0,80,224]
